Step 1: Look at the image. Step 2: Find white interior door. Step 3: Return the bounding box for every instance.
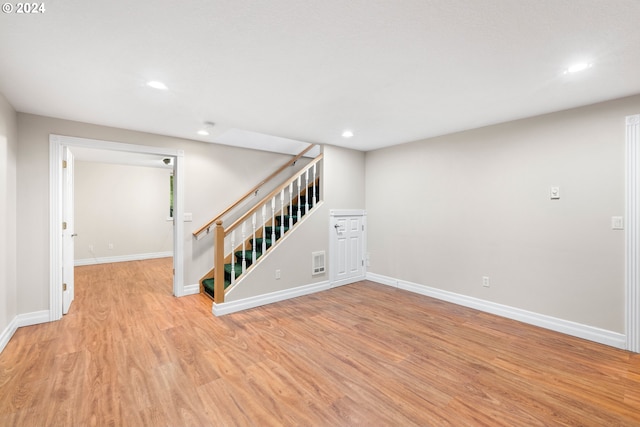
[62,147,75,314]
[330,210,366,287]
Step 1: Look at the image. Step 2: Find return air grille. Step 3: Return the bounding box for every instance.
[312,251,325,275]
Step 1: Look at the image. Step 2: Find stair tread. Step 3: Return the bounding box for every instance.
[224,263,244,274]
[202,277,231,298]
[235,250,262,258]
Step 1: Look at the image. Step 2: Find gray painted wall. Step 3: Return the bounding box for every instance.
[0,93,17,337]
[366,95,640,333]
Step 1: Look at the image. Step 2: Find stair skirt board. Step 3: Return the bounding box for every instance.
[366,272,626,350]
[213,281,331,316]
[75,251,173,266]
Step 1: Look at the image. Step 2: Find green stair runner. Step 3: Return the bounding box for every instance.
[264,225,289,238]
[234,250,262,266]
[203,185,320,299]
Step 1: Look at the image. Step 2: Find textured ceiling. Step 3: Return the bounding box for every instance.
[0,0,638,152]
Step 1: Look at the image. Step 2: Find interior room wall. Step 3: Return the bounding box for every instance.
[0,92,17,339]
[366,95,640,334]
[16,113,302,314]
[74,161,173,264]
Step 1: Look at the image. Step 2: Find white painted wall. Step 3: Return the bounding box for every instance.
[0,92,17,338]
[74,161,173,263]
[16,113,304,314]
[366,95,640,334]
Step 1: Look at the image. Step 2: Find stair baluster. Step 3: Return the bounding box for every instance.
[280,189,285,238]
[288,183,293,229]
[271,197,276,243]
[230,229,236,283]
[241,222,247,274]
[251,212,257,265]
[261,205,267,254]
[304,169,310,214]
[296,176,302,220]
[313,163,317,203]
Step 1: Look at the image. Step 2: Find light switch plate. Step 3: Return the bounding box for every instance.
[612,216,624,230]
[550,186,560,200]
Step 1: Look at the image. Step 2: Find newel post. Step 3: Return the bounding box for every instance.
[214,220,225,304]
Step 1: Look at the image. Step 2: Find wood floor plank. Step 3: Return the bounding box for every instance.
[1,258,639,426]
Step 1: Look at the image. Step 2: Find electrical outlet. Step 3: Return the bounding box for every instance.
[482,276,490,288]
[88,244,94,252]
[108,243,114,249]
[275,269,281,279]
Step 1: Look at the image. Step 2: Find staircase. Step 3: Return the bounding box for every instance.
[201,193,318,299]
[193,146,323,303]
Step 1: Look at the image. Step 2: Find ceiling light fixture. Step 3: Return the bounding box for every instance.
[564,62,593,74]
[342,130,354,138]
[197,121,215,137]
[147,80,168,90]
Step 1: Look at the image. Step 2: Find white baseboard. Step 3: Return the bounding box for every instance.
[0,317,18,354]
[213,280,331,316]
[75,251,173,266]
[331,274,366,288]
[183,283,200,296]
[367,272,627,350]
[17,310,51,327]
[0,310,51,354]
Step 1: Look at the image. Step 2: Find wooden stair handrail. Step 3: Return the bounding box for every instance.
[193,144,317,238]
[225,153,323,234]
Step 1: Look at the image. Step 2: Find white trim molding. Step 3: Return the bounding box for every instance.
[75,251,173,266]
[0,310,51,354]
[0,317,18,354]
[367,272,626,350]
[50,134,186,321]
[213,280,331,316]
[626,113,640,353]
[183,283,201,296]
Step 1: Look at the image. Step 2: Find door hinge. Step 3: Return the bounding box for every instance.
[362,225,364,231]
[62,221,67,230]
[173,269,175,276]
[62,160,67,169]
[63,283,67,291]
[362,259,364,266]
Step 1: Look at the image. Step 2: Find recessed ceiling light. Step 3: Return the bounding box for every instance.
[197,130,210,136]
[342,130,354,138]
[147,80,168,90]
[564,62,593,74]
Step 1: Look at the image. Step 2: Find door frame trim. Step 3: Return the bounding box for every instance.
[49,134,185,321]
[329,209,367,288]
[626,114,640,352]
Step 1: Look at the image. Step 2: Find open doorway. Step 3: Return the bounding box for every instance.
[49,134,185,321]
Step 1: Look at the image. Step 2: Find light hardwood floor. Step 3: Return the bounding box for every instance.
[1,258,639,426]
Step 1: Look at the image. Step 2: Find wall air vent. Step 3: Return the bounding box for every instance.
[312,251,326,275]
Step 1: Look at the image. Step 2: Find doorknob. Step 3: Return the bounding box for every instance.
[71,233,78,237]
